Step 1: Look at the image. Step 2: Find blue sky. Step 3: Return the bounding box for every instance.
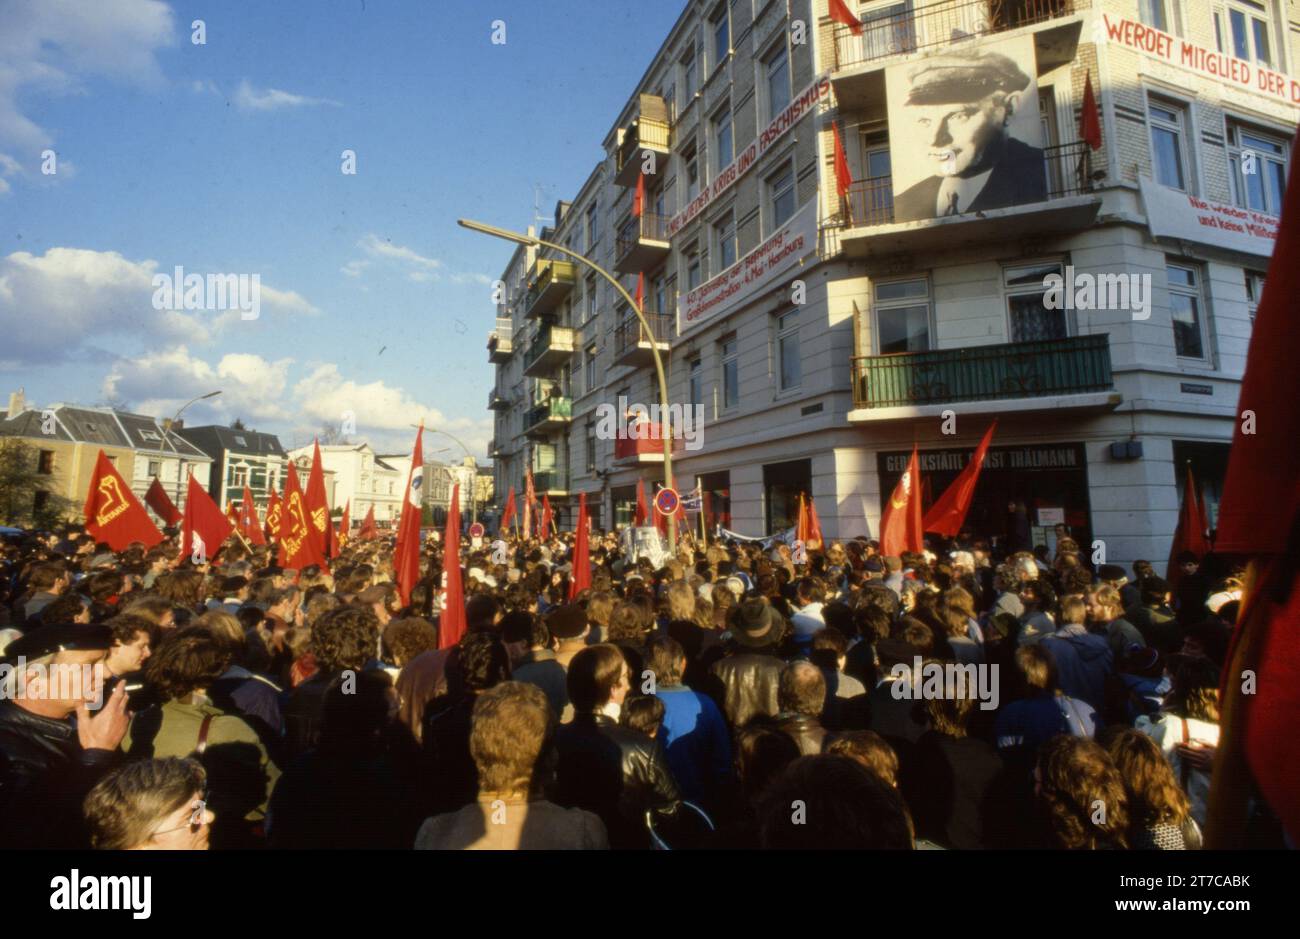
[0,0,683,457]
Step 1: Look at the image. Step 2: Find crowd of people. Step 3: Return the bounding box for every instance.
[0,518,1278,851]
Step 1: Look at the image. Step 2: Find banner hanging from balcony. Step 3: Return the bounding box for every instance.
[677,201,816,337]
[887,34,1046,223]
[1138,176,1279,257]
[665,75,830,239]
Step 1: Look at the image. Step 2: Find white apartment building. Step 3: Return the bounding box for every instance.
[291,442,404,527]
[487,0,1298,571]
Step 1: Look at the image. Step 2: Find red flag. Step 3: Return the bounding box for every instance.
[358,504,378,541]
[829,0,863,35]
[1204,138,1300,845]
[797,493,824,548]
[181,472,233,562]
[569,491,592,600]
[278,461,328,572]
[831,122,854,201]
[144,477,182,527]
[635,478,649,526]
[923,421,997,536]
[336,500,350,550]
[1079,71,1102,151]
[305,441,338,559]
[634,272,645,309]
[880,445,924,556]
[439,484,467,649]
[393,425,425,608]
[538,493,553,539]
[240,484,266,546]
[225,500,239,527]
[1167,463,1210,580]
[633,171,645,218]
[523,468,536,539]
[83,451,163,551]
[264,489,283,543]
[500,486,517,535]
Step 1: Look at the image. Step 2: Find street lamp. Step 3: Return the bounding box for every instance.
[458,217,677,550]
[161,390,221,505]
[409,424,479,524]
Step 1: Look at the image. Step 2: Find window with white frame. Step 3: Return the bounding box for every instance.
[585,344,598,394]
[712,105,733,173]
[586,274,598,320]
[683,143,700,201]
[768,162,796,229]
[1167,261,1208,360]
[1215,1,1274,68]
[1245,271,1265,323]
[873,278,931,354]
[586,204,599,250]
[685,243,702,290]
[711,5,729,71]
[689,357,703,409]
[777,309,802,390]
[713,211,737,272]
[1138,0,1169,31]
[1148,97,1190,192]
[721,335,739,410]
[764,42,791,119]
[1006,261,1070,343]
[1228,123,1289,216]
[148,459,161,478]
[682,44,698,102]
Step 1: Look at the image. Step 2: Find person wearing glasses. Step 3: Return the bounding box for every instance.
[84,757,214,850]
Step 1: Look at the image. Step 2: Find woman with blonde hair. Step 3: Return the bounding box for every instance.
[1106,728,1200,849]
[1135,656,1221,828]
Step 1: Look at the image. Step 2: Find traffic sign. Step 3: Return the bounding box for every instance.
[654,487,680,517]
[469,522,485,538]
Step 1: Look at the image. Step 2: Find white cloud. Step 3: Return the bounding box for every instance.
[0,246,322,367]
[0,178,9,197]
[0,0,175,158]
[233,79,341,112]
[340,259,370,278]
[358,233,441,270]
[408,271,436,283]
[101,346,295,424]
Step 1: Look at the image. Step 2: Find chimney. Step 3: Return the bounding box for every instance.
[6,388,25,418]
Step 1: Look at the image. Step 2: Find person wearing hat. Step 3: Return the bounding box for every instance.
[0,623,130,849]
[708,598,788,729]
[894,49,1047,222]
[547,602,591,672]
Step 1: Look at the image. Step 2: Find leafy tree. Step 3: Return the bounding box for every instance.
[229,417,249,431]
[0,439,75,528]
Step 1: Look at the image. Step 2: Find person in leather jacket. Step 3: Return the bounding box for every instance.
[552,644,680,849]
[0,624,130,849]
[774,661,829,756]
[707,598,788,729]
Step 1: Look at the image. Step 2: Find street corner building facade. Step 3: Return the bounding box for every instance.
[485,0,1299,569]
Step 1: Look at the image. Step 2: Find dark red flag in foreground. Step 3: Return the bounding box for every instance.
[924,421,997,536]
[84,451,163,551]
[880,445,923,556]
[796,493,823,548]
[305,441,338,559]
[393,426,425,608]
[240,484,266,546]
[144,477,182,527]
[278,462,328,572]
[358,504,378,541]
[500,486,517,535]
[264,489,283,543]
[569,491,591,600]
[181,472,232,563]
[439,484,466,650]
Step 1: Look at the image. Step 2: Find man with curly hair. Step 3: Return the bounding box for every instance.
[283,606,380,759]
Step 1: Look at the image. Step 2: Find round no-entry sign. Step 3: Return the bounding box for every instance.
[654,487,679,517]
[468,522,485,538]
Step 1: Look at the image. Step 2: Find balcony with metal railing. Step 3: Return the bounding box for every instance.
[487,318,513,363]
[615,94,672,188]
[830,141,1102,258]
[613,212,671,274]
[487,388,511,411]
[524,259,577,319]
[828,0,1081,87]
[613,309,674,369]
[523,323,577,378]
[532,470,569,495]
[523,395,573,437]
[848,334,1118,421]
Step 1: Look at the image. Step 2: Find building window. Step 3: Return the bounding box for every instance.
[683,143,700,202]
[1148,98,1190,192]
[1006,261,1070,342]
[721,336,739,410]
[1216,1,1273,67]
[586,423,597,473]
[765,42,791,119]
[232,465,248,487]
[685,244,702,290]
[1168,262,1207,360]
[1228,124,1289,216]
[689,357,703,409]
[861,133,894,224]
[1138,0,1168,31]
[37,449,54,475]
[147,459,161,478]
[713,211,737,272]
[681,45,698,102]
[586,274,598,320]
[712,105,733,173]
[768,163,796,228]
[874,278,931,354]
[585,344,598,394]
[586,203,599,250]
[777,310,802,391]
[711,5,729,70]
[34,490,49,513]
[1245,271,1265,324]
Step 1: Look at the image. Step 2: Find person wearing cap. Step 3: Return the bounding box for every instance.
[0,623,130,849]
[894,50,1047,221]
[547,602,591,672]
[708,598,788,729]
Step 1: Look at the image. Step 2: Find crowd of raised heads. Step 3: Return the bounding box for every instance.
[0,519,1276,851]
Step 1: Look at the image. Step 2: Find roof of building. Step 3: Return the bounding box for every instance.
[177,425,287,459]
[0,405,208,458]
